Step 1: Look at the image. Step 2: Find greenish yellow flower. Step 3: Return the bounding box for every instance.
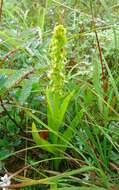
[48,25,67,95]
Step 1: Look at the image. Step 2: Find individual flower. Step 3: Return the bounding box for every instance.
[0,174,11,190]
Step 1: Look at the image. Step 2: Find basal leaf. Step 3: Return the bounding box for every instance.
[32,122,56,154]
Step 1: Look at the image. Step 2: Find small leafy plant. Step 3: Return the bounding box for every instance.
[32,25,83,172]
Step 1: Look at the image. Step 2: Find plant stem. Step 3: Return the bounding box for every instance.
[0,97,20,128]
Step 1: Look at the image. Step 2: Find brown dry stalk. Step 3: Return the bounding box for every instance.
[0,0,3,21]
[90,1,105,83]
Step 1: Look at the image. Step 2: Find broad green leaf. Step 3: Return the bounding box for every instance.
[46,89,54,117]
[0,150,11,161]
[32,122,56,154]
[46,90,58,143]
[59,91,74,123]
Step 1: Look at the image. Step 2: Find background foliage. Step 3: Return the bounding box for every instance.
[0,0,119,189]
